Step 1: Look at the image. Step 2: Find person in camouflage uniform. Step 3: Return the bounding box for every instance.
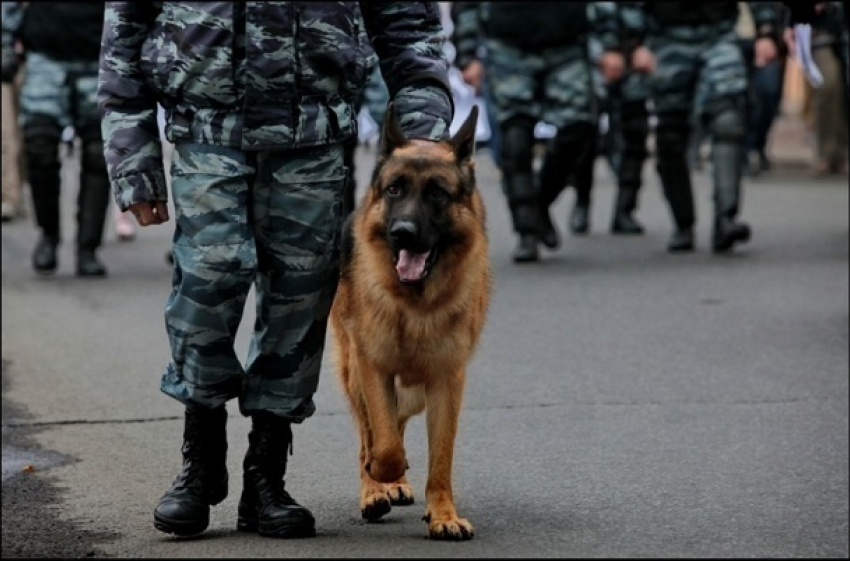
[618,2,784,253]
[98,2,453,539]
[602,14,653,236]
[452,2,624,263]
[1,1,111,276]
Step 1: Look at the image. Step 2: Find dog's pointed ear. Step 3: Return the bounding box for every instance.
[451,105,478,164]
[380,102,407,157]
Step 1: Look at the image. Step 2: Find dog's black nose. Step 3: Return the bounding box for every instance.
[389,219,417,246]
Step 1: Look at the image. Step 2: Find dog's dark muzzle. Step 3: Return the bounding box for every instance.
[388,219,439,284]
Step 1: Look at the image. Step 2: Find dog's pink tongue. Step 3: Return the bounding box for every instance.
[396,249,430,282]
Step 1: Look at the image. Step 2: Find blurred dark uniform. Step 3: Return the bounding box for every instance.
[605,5,654,235]
[621,2,784,253]
[452,2,620,262]
[0,2,110,276]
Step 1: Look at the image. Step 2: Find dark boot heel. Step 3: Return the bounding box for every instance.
[236,506,259,533]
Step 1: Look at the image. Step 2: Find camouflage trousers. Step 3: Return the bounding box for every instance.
[160,142,346,422]
[646,28,747,121]
[18,52,100,131]
[484,39,595,128]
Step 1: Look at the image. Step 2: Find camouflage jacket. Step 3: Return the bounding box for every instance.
[451,2,622,71]
[99,2,454,211]
[616,2,786,46]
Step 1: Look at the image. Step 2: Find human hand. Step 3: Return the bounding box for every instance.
[631,46,655,74]
[754,36,778,67]
[599,51,625,82]
[460,60,485,94]
[127,201,169,227]
[783,27,796,59]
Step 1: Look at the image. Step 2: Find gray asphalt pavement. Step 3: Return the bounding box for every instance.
[2,138,848,558]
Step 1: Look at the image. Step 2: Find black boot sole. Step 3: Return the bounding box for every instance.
[512,251,539,263]
[153,513,210,537]
[712,229,751,253]
[237,516,316,538]
[76,269,108,278]
[611,225,644,235]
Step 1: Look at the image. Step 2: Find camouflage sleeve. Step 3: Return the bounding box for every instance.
[1,2,23,82]
[98,2,168,212]
[617,2,648,49]
[360,1,454,141]
[748,2,785,38]
[588,2,622,53]
[450,2,482,71]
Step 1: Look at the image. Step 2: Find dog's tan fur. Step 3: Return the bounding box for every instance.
[330,105,490,540]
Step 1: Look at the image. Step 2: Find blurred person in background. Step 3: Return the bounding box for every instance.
[1,4,25,224]
[786,2,847,175]
[603,3,654,236]
[1,1,110,276]
[737,2,789,177]
[618,2,784,253]
[452,2,624,263]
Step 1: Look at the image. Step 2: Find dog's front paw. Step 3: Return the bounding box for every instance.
[422,511,475,541]
[386,481,415,506]
[361,491,392,521]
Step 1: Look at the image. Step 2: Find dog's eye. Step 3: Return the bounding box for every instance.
[385,182,403,197]
[428,187,449,201]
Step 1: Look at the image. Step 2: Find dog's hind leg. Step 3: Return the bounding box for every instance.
[422,369,474,540]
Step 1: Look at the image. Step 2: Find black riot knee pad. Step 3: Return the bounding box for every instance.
[22,114,63,169]
[499,116,537,176]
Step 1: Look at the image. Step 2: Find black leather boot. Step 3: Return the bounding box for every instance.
[512,233,539,263]
[568,201,590,234]
[32,235,59,274]
[77,250,107,277]
[668,228,695,253]
[237,413,316,538]
[610,165,645,235]
[713,217,751,253]
[153,405,228,536]
[610,191,644,234]
[505,172,541,262]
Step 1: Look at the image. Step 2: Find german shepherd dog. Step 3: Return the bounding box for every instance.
[330,103,490,540]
